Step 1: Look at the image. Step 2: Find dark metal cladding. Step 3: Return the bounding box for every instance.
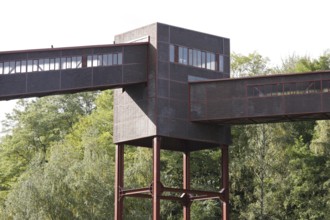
[0,43,148,100]
[190,71,330,124]
[114,23,231,150]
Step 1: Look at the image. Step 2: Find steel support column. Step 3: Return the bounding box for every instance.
[153,137,161,220]
[183,151,191,220]
[221,144,229,220]
[115,144,124,220]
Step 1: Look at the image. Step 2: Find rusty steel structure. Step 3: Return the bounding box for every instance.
[190,71,330,124]
[0,23,329,219]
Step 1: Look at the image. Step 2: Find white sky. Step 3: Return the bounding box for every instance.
[1,0,330,133]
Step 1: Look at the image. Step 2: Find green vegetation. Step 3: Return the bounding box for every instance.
[1,53,330,219]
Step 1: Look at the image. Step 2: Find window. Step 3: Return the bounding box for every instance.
[27,60,33,72]
[98,55,102,66]
[49,58,55,70]
[38,59,44,71]
[201,52,206,68]
[108,54,113,65]
[170,45,175,63]
[67,57,72,69]
[219,55,224,72]
[102,54,108,66]
[33,60,38,72]
[189,49,193,66]
[193,49,198,67]
[61,58,66,69]
[76,56,82,68]
[72,56,82,68]
[4,62,9,74]
[0,52,120,74]
[118,53,122,64]
[9,61,15,74]
[323,80,330,93]
[87,55,92,67]
[206,52,215,70]
[113,53,118,65]
[44,59,50,71]
[178,46,188,65]
[169,44,221,72]
[21,60,26,73]
[92,55,99,67]
[55,58,60,70]
[197,50,202,67]
[16,61,21,73]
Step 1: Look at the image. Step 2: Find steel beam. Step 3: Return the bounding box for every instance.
[183,151,191,220]
[221,145,229,220]
[114,144,124,220]
[153,137,161,220]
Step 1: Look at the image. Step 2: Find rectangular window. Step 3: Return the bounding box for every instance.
[210,53,215,70]
[98,55,102,66]
[61,58,66,69]
[201,52,206,68]
[189,49,193,66]
[27,60,33,72]
[21,60,26,73]
[193,49,198,67]
[102,54,108,66]
[170,45,175,62]
[38,59,44,71]
[33,60,38,72]
[206,53,211,69]
[197,50,202,67]
[67,57,72,69]
[55,58,60,70]
[87,55,92,67]
[118,53,122,65]
[16,61,21,73]
[9,61,15,74]
[206,52,215,70]
[219,55,224,72]
[72,57,77,68]
[44,59,49,71]
[4,62,10,74]
[92,55,98,67]
[49,58,55,70]
[108,54,113,65]
[113,53,118,65]
[0,62,3,74]
[179,46,188,65]
[76,56,82,68]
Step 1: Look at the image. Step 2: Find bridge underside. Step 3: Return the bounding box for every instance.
[190,71,330,125]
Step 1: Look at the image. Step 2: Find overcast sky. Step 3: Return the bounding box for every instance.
[1,0,330,132]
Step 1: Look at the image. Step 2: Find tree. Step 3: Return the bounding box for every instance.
[231,52,272,78]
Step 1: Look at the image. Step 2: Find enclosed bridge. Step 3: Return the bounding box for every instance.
[1,23,329,220]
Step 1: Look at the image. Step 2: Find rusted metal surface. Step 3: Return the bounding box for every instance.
[0,43,148,101]
[153,137,161,220]
[190,71,330,125]
[183,151,191,220]
[222,145,229,220]
[114,138,227,219]
[114,144,124,220]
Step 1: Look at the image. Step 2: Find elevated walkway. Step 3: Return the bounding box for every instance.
[0,42,148,100]
[190,71,330,124]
